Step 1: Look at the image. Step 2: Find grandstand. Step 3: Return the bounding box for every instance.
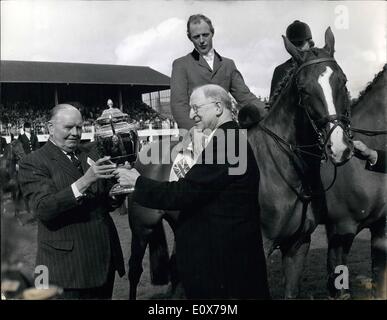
[0,60,175,140]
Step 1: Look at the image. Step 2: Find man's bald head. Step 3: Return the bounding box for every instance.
[196,84,232,111]
[50,104,81,122]
[189,84,233,131]
[48,104,83,152]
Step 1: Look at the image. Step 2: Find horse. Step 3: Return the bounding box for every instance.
[127,136,181,299]
[321,64,387,299]
[240,27,354,298]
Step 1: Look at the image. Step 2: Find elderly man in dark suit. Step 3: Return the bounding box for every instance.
[115,84,270,299]
[18,104,125,299]
[18,122,40,154]
[171,14,266,131]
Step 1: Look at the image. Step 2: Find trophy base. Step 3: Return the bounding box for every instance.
[109,183,135,196]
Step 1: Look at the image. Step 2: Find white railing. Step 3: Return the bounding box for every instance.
[2,126,180,144]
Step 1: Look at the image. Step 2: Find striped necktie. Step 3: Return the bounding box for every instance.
[68,151,83,174]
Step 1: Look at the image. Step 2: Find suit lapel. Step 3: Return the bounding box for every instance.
[191,49,212,73]
[45,141,82,180]
[211,51,223,77]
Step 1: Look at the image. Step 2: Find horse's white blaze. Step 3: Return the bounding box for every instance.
[318,66,347,161]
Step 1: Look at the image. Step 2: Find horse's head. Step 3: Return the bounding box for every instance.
[283,27,354,165]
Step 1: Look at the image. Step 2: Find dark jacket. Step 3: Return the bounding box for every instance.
[133,121,270,299]
[18,140,125,289]
[171,50,266,130]
[18,133,40,154]
[366,150,386,173]
[269,58,294,99]
[0,136,7,155]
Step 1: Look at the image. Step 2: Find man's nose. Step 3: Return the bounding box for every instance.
[199,35,205,43]
[70,127,81,136]
[189,108,196,119]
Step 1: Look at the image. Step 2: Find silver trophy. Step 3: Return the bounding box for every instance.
[94,106,139,195]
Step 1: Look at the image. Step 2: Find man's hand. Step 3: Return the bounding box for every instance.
[75,156,117,194]
[113,167,141,188]
[353,140,378,164]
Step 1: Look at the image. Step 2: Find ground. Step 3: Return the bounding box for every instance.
[1,194,375,300]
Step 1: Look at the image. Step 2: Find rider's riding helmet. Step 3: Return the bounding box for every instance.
[286,20,313,47]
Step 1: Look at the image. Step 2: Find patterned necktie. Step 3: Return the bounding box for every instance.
[68,152,83,174]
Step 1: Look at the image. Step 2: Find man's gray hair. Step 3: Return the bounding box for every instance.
[197,84,232,111]
[187,14,214,38]
[50,104,79,121]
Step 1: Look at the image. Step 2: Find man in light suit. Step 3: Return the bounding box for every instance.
[115,85,270,299]
[18,104,125,299]
[171,14,266,131]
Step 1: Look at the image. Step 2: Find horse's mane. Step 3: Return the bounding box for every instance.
[351,63,387,110]
[268,60,298,108]
[268,48,323,109]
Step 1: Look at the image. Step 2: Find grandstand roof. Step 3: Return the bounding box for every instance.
[0,60,170,89]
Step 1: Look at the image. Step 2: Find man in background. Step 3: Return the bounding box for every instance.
[171,14,266,131]
[18,122,40,155]
[270,20,315,99]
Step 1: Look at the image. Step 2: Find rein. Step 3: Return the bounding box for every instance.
[260,57,346,202]
[349,127,387,136]
[259,123,337,200]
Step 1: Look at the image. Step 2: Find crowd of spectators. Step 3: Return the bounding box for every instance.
[0,101,176,136]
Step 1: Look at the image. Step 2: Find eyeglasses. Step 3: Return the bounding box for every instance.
[190,101,219,114]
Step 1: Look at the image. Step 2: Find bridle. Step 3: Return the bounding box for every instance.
[295,57,353,160]
[260,57,353,202]
[262,56,386,255]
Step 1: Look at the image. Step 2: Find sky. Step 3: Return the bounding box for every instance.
[1,0,386,98]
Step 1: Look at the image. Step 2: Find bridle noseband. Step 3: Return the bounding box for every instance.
[295,57,353,157]
[260,56,353,201]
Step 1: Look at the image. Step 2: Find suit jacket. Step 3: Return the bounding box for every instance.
[18,133,40,154]
[171,50,266,130]
[269,58,294,99]
[366,150,386,173]
[134,121,270,299]
[0,136,7,155]
[18,140,125,289]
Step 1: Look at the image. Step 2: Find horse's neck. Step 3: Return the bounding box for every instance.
[263,85,299,142]
[352,72,387,149]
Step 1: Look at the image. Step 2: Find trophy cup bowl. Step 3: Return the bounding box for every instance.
[94,107,139,196]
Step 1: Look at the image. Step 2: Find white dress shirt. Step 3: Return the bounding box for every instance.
[50,139,83,199]
[202,48,215,70]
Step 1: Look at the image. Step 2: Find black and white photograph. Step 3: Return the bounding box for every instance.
[1,0,386,307]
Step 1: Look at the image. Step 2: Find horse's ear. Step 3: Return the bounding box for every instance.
[282,35,304,64]
[323,27,335,56]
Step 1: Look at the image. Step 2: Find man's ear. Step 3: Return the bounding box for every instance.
[47,121,54,135]
[215,102,223,116]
